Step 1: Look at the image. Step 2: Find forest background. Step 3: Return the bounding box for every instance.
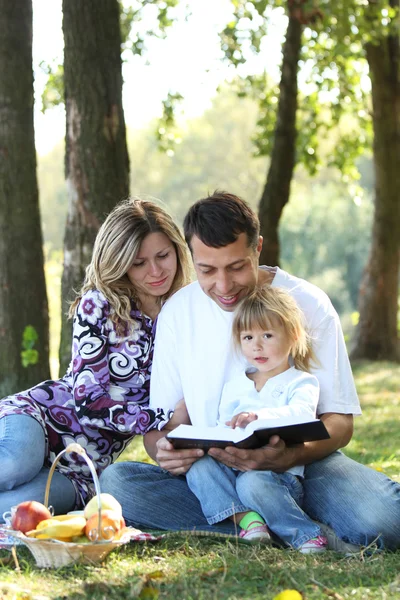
[1,0,399,388]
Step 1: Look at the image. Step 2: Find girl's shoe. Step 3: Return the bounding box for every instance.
[299,535,328,554]
[239,524,271,543]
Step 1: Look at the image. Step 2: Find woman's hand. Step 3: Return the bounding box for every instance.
[155,436,204,476]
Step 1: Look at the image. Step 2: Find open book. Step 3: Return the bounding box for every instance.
[166,414,330,450]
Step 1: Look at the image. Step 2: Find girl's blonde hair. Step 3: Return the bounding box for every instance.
[232,285,316,372]
[69,197,191,332]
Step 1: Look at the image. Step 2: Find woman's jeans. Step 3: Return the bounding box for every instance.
[0,415,76,520]
[100,450,400,550]
[186,455,321,549]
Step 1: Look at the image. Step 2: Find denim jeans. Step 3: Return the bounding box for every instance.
[186,455,321,548]
[0,414,76,520]
[99,450,400,549]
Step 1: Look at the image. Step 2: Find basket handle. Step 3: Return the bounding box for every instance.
[44,443,107,541]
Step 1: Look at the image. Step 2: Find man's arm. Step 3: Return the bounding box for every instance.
[207,412,353,472]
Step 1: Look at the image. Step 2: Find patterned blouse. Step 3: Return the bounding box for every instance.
[0,289,164,507]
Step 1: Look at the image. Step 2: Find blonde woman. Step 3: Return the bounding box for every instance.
[185,286,328,553]
[0,198,191,517]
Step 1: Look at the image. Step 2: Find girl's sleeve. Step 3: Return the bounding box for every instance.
[71,290,159,434]
[256,374,319,421]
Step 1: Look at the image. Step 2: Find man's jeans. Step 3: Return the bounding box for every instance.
[100,451,400,550]
[0,415,76,520]
[186,455,322,549]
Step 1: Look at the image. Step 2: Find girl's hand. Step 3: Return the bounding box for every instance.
[228,411,258,429]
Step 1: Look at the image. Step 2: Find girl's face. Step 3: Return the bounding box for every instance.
[127,232,177,301]
[240,323,292,380]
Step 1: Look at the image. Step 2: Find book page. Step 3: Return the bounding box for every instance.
[168,423,247,443]
[245,413,318,435]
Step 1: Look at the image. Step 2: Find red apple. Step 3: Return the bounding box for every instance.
[11,501,52,534]
[84,509,125,542]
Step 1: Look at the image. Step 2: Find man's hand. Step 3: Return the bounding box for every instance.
[208,436,297,472]
[155,436,204,476]
[228,411,258,429]
[208,413,354,472]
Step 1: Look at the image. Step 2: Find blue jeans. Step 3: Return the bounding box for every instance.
[186,455,321,548]
[0,415,76,520]
[99,450,400,549]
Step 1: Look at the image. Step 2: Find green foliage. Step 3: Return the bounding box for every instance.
[39,61,64,113]
[21,325,39,368]
[280,176,373,312]
[155,91,184,153]
[219,0,398,181]
[120,0,180,57]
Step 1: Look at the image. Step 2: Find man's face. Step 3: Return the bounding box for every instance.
[191,232,263,312]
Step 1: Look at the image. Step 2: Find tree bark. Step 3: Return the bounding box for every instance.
[0,0,50,395]
[258,15,302,266]
[60,0,130,374]
[350,15,400,361]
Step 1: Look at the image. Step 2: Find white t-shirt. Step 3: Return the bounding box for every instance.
[150,267,361,427]
[218,366,319,427]
[218,366,320,476]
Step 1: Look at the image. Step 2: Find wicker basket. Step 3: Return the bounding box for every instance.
[7,443,130,568]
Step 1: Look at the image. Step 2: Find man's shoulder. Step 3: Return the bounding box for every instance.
[271,267,336,318]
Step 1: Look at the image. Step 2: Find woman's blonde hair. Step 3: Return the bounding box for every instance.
[232,286,316,372]
[69,197,191,331]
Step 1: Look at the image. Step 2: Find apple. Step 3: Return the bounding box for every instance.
[11,501,52,534]
[84,509,125,542]
[83,493,122,520]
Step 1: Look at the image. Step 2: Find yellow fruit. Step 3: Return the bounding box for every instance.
[26,515,87,540]
[84,493,122,520]
[273,591,303,600]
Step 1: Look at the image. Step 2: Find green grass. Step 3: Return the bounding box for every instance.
[2,361,399,599]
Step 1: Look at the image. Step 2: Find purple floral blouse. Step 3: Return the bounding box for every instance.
[0,289,164,507]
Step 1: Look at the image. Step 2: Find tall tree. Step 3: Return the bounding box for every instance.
[351,0,400,361]
[257,11,302,266]
[220,1,370,266]
[60,0,130,373]
[0,0,50,395]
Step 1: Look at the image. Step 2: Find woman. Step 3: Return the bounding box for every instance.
[0,197,191,517]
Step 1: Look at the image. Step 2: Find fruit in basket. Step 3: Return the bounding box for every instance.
[83,493,123,520]
[84,509,125,541]
[11,501,52,534]
[25,515,87,540]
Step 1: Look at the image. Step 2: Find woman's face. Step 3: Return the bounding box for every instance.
[127,232,178,300]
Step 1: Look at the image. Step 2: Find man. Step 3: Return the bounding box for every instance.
[100,191,400,550]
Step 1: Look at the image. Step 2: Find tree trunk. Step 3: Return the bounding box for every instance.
[60,0,130,374]
[258,15,302,266]
[0,0,50,396]
[350,19,400,361]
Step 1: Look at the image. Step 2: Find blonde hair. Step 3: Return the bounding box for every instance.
[69,197,191,332]
[232,286,316,372]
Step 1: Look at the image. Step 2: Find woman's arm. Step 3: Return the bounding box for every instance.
[72,290,160,434]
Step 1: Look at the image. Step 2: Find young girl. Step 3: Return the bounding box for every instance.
[185,285,328,553]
